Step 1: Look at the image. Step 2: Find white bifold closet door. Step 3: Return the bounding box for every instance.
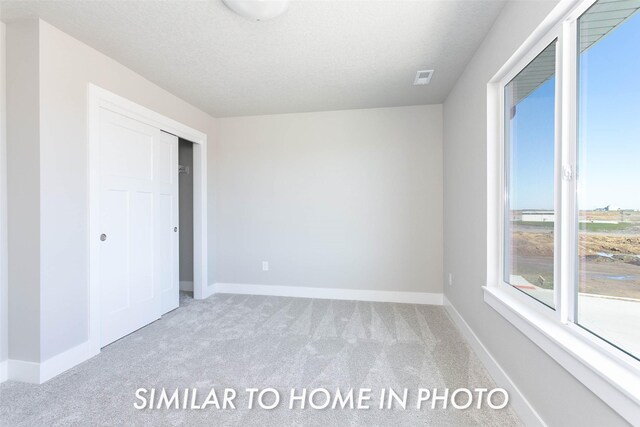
[98,108,179,347]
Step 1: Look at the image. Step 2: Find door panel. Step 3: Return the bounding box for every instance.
[158,132,179,314]
[98,109,178,347]
[101,124,154,180]
[130,191,154,303]
[101,189,129,314]
[158,194,173,296]
[157,138,173,184]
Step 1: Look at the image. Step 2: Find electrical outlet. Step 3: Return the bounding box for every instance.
[262,261,269,272]
[448,273,453,286]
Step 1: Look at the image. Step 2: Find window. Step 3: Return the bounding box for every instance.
[504,41,557,309]
[576,1,640,360]
[487,0,640,421]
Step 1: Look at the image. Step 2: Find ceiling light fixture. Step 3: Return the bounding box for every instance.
[222,0,290,22]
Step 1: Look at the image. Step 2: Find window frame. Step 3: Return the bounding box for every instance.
[486,0,640,422]
[497,26,563,316]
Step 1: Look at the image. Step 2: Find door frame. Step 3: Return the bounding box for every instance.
[88,84,208,354]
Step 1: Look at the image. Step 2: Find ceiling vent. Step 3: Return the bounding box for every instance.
[413,70,434,86]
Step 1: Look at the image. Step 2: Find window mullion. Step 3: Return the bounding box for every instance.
[559,18,578,325]
[553,29,563,314]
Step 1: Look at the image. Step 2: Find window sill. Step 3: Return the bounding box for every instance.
[483,285,640,423]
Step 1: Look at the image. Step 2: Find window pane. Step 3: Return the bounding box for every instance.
[504,41,557,308]
[577,0,640,360]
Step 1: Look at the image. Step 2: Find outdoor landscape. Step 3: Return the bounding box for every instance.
[510,209,640,300]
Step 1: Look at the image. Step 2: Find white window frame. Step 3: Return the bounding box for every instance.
[498,26,562,317]
[486,0,640,422]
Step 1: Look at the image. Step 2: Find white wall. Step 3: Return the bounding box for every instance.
[5,19,215,364]
[0,21,8,373]
[443,1,628,425]
[214,105,442,294]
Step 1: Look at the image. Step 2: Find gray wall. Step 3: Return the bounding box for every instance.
[214,105,443,294]
[443,1,628,425]
[179,139,194,285]
[6,20,41,363]
[0,21,7,367]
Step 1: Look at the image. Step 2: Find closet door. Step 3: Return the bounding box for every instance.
[98,109,178,347]
[158,131,179,315]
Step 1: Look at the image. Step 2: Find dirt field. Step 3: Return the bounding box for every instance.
[512,231,640,257]
[509,211,640,300]
[581,209,640,223]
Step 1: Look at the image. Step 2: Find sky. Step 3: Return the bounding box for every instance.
[509,10,640,211]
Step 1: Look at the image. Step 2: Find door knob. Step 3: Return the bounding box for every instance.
[174,227,178,232]
[100,233,107,241]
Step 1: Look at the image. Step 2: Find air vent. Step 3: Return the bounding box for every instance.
[413,69,434,86]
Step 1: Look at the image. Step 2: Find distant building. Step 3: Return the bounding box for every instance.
[522,211,554,222]
[594,205,621,212]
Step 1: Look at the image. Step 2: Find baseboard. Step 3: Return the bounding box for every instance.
[201,282,217,299]
[40,341,97,383]
[0,359,7,383]
[179,280,194,292]
[7,341,97,384]
[211,282,443,305]
[443,295,545,427]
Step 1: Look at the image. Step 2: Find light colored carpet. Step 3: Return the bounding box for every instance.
[0,293,521,426]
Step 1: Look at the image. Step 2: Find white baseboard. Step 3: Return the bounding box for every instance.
[200,282,217,300]
[179,280,194,292]
[211,282,443,305]
[7,341,97,384]
[443,295,545,427]
[40,341,97,383]
[0,360,7,383]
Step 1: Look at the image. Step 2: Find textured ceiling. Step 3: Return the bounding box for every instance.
[0,0,505,117]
